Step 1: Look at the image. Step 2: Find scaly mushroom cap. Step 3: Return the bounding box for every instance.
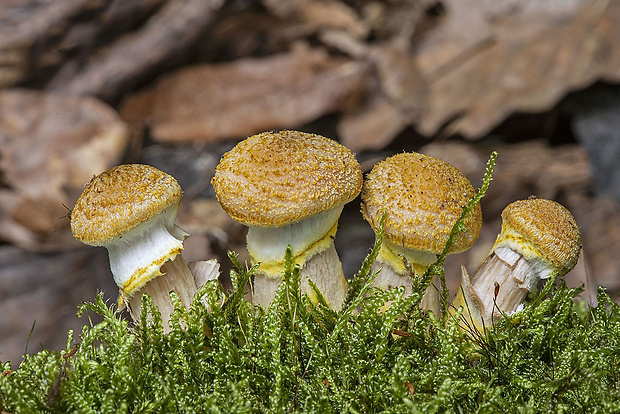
[361,152,482,254]
[71,164,183,245]
[211,130,363,227]
[495,198,581,276]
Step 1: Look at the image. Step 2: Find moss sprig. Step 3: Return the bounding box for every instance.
[2,258,620,413]
[4,151,620,412]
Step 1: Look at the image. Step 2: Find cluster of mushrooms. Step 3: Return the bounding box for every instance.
[70,130,582,333]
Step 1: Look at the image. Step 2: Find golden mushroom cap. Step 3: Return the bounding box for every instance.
[497,198,582,275]
[71,164,183,246]
[361,152,482,254]
[211,130,363,227]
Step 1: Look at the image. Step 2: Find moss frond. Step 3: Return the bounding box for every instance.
[4,151,620,412]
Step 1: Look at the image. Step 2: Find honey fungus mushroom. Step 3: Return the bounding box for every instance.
[70,164,197,331]
[455,198,582,329]
[361,152,482,315]
[211,130,363,310]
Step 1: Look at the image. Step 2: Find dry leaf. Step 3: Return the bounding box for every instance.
[361,0,438,41]
[120,44,368,143]
[298,0,368,38]
[568,194,620,295]
[421,140,592,215]
[417,0,620,138]
[414,0,491,79]
[338,39,427,151]
[0,0,169,91]
[0,245,115,365]
[263,0,368,38]
[0,89,130,251]
[50,0,225,101]
[369,39,427,116]
[0,0,96,88]
[338,93,410,152]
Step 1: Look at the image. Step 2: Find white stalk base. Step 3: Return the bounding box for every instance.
[128,254,197,333]
[457,247,539,328]
[370,261,439,315]
[253,243,348,311]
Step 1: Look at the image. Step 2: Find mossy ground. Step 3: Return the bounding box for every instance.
[2,253,620,413]
[2,153,619,413]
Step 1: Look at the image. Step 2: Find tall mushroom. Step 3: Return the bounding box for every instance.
[455,197,581,329]
[361,152,482,315]
[70,164,197,331]
[211,130,362,310]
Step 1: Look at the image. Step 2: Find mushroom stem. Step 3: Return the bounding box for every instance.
[371,239,443,314]
[128,254,197,330]
[370,261,439,315]
[252,274,281,308]
[454,249,536,328]
[253,242,347,310]
[468,247,535,323]
[301,243,348,309]
[106,207,186,294]
[246,206,342,274]
[249,207,348,310]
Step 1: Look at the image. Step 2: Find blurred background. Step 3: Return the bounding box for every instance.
[1,0,619,364]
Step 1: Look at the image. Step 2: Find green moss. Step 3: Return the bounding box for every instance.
[2,151,620,412]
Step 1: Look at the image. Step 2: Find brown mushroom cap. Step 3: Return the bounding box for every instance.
[361,152,482,254]
[211,130,363,227]
[498,198,581,275]
[71,164,183,246]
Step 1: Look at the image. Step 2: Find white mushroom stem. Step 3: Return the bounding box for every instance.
[189,259,221,289]
[106,207,188,294]
[247,206,348,310]
[300,244,348,307]
[370,262,439,314]
[189,259,222,309]
[456,247,552,328]
[105,206,197,331]
[128,254,196,329]
[471,247,537,321]
[371,240,440,315]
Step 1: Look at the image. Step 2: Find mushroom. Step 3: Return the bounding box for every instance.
[361,152,482,315]
[211,130,363,310]
[455,197,582,329]
[70,164,197,330]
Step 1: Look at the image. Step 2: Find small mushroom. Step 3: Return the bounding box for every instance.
[211,130,363,310]
[361,152,482,315]
[455,197,582,328]
[70,164,197,330]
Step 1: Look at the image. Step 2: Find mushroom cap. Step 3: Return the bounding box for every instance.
[71,164,183,246]
[361,152,482,254]
[498,198,581,275]
[211,130,363,227]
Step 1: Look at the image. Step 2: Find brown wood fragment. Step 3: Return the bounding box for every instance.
[120,45,368,143]
[0,89,130,250]
[49,0,226,101]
